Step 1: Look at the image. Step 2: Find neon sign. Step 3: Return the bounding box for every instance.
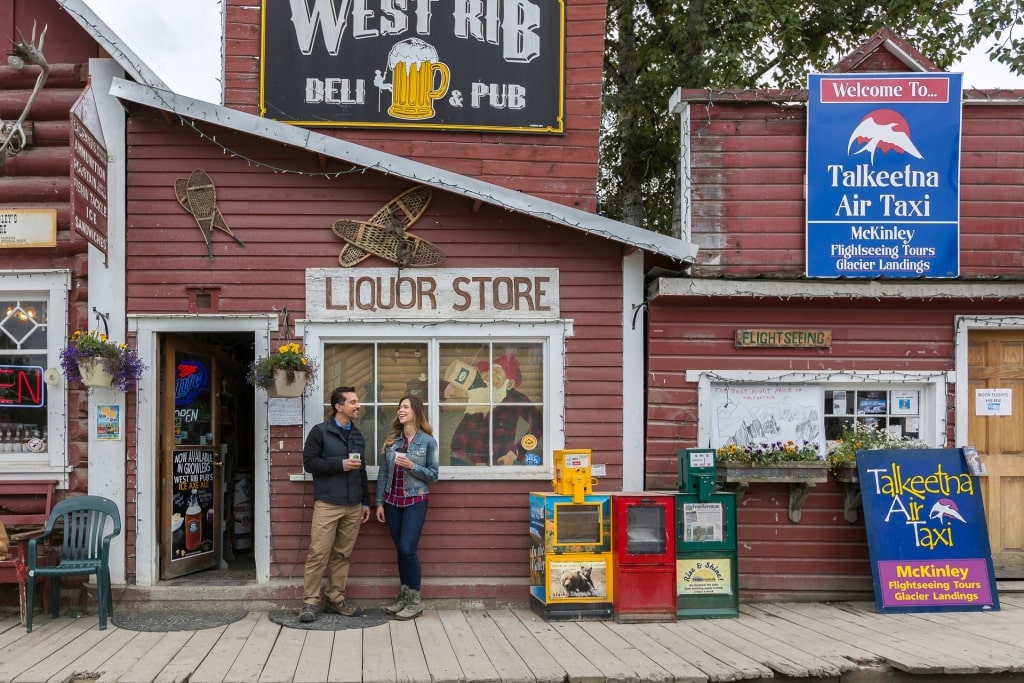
[0,365,45,408]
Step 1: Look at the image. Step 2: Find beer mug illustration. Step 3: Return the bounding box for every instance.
[374,38,450,120]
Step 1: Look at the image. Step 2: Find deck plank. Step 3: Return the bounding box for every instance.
[109,629,194,683]
[388,618,431,683]
[487,609,566,683]
[327,628,363,683]
[258,622,308,683]
[509,608,604,683]
[0,618,97,682]
[549,621,644,682]
[438,610,501,683]
[45,627,139,683]
[13,624,121,683]
[658,618,772,680]
[413,610,465,683]
[223,613,281,683]
[152,626,229,683]
[361,622,396,683]
[607,622,707,683]
[463,610,535,683]
[93,630,167,682]
[190,611,261,683]
[292,629,334,683]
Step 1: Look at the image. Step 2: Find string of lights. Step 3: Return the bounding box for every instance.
[61,2,691,262]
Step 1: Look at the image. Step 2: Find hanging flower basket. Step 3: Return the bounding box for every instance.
[77,358,114,388]
[246,342,319,398]
[269,369,308,398]
[59,330,147,392]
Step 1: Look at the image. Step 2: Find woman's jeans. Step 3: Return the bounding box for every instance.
[384,499,428,590]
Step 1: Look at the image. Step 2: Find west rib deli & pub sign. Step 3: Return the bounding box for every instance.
[260,0,566,133]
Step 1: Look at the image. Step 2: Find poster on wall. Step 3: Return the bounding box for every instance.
[710,384,824,454]
[806,72,962,278]
[170,448,217,560]
[857,448,999,613]
[260,0,565,132]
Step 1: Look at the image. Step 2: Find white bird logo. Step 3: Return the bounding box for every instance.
[847,109,923,164]
[929,498,967,524]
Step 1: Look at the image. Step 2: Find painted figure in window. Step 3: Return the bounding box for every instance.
[446,354,542,465]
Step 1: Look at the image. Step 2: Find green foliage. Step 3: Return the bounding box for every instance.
[716,439,821,465]
[600,0,991,233]
[245,342,319,396]
[965,0,1024,78]
[826,421,929,470]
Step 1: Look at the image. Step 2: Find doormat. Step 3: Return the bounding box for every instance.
[269,608,392,631]
[111,608,248,632]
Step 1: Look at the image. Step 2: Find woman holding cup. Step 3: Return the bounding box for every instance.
[375,395,439,620]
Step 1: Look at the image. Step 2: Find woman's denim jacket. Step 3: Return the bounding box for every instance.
[376,431,439,506]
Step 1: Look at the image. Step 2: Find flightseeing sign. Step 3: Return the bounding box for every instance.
[805,73,962,278]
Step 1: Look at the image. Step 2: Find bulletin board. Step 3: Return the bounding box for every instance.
[710,384,824,452]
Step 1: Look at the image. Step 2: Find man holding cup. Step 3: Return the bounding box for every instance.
[298,386,371,622]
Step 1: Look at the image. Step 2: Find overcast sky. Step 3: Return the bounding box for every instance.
[81,0,1023,104]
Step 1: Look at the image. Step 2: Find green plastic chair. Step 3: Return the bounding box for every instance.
[25,495,121,633]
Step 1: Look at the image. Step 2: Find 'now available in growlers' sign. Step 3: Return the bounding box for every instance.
[805,73,962,278]
[260,0,565,132]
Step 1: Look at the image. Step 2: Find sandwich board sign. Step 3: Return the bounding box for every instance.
[857,448,998,613]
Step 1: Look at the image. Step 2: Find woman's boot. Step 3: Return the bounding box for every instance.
[395,589,422,620]
[385,585,409,615]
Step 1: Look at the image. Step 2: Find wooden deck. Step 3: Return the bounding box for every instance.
[1,597,1023,683]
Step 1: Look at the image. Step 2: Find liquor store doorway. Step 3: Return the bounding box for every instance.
[159,332,255,582]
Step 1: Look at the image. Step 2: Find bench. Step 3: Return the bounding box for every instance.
[0,480,59,622]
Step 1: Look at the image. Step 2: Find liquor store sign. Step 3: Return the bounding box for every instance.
[307,267,560,319]
[260,0,565,132]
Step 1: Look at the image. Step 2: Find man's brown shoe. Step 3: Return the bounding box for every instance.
[324,598,361,617]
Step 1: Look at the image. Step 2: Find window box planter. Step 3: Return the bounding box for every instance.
[716,461,830,523]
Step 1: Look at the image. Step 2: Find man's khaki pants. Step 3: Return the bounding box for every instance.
[302,500,363,605]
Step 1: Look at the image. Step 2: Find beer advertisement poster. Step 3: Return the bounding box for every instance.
[171,448,217,559]
[857,448,999,613]
[260,0,565,132]
[805,73,962,278]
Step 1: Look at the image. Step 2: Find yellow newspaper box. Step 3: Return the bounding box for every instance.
[552,449,596,503]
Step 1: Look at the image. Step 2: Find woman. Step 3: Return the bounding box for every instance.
[375,394,439,620]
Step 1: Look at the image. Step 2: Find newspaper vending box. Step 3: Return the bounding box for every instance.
[610,492,676,622]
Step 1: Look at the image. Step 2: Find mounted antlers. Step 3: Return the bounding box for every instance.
[1,21,49,166]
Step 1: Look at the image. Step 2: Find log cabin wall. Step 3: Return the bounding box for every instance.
[222,0,605,212]
[0,1,97,496]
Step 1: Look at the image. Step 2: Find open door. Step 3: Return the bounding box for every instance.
[160,335,223,579]
[967,329,1024,579]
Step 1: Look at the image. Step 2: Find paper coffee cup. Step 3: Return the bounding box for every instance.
[349,452,362,461]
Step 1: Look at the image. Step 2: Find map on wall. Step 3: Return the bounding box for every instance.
[710,385,824,452]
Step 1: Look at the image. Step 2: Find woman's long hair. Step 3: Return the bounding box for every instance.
[381,395,434,450]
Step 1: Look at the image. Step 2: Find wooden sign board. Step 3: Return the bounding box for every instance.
[734,329,832,348]
[858,448,999,613]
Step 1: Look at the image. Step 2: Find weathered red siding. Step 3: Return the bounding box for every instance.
[685,97,1024,277]
[222,0,604,212]
[123,110,626,596]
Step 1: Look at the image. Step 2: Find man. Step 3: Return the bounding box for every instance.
[298,385,371,622]
[449,354,543,465]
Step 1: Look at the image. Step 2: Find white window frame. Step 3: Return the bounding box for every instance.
[0,270,70,484]
[302,320,570,480]
[686,369,950,451]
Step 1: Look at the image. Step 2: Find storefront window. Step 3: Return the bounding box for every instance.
[0,270,69,479]
[0,299,49,455]
[320,339,545,468]
[824,388,922,441]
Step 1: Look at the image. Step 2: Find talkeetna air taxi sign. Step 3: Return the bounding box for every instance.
[806,73,962,278]
[858,448,998,613]
[260,0,565,132]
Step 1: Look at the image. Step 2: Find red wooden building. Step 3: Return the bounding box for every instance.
[647,29,1024,598]
[2,0,697,608]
